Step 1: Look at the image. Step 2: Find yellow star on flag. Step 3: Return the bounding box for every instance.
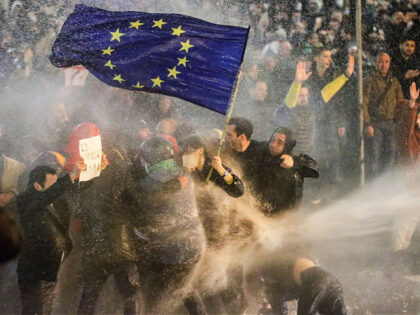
[102,46,115,55]
[129,20,144,30]
[113,74,125,83]
[151,76,164,87]
[152,19,167,29]
[171,26,185,36]
[104,60,116,70]
[177,56,189,67]
[167,66,181,79]
[179,39,194,53]
[110,28,125,42]
[132,82,144,88]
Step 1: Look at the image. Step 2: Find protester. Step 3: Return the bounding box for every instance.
[273,61,315,155]
[256,127,319,216]
[246,250,347,315]
[225,117,267,193]
[180,134,246,314]
[180,134,244,198]
[0,0,419,313]
[395,82,420,164]
[16,159,84,315]
[133,136,205,315]
[362,52,404,178]
[76,147,138,315]
[390,36,419,99]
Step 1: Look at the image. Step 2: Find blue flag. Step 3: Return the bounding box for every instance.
[50,5,248,114]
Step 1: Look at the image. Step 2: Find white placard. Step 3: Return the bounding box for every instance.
[64,66,89,86]
[78,135,102,182]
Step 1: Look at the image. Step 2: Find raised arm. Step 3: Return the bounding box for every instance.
[321,55,354,103]
[285,61,312,108]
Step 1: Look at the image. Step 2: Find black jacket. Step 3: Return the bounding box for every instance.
[391,52,420,99]
[230,140,268,193]
[75,150,139,266]
[134,164,204,265]
[17,174,73,282]
[257,153,319,215]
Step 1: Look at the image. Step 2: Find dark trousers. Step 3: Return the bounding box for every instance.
[77,262,138,315]
[137,256,205,315]
[201,264,247,315]
[365,120,396,179]
[18,280,56,315]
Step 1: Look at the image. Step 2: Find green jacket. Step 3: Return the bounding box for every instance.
[362,72,403,125]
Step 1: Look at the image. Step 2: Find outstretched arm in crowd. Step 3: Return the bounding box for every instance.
[395,82,419,162]
[37,158,86,207]
[408,81,419,108]
[285,61,312,108]
[210,156,234,185]
[208,155,244,198]
[321,55,354,103]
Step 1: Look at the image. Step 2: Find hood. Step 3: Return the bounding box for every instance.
[65,122,101,171]
[270,126,296,155]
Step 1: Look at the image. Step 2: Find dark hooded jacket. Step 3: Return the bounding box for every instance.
[134,159,205,265]
[17,174,73,282]
[76,149,139,266]
[256,127,319,215]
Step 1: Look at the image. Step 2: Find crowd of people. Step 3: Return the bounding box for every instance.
[0,0,420,314]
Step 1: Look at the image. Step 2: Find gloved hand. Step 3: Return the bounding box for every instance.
[297,266,346,315]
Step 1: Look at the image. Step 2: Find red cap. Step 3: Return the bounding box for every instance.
[65,122,101,171]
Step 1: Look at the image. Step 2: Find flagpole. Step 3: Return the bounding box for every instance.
[356,0,365,186]
[206,69,242,181]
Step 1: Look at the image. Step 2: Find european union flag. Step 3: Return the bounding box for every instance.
[50,5,248,115]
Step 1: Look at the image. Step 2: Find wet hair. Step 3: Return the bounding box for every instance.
[179,135,204,151]
[228,117,253,140]
[400,36,416,44]
[312,46,330,57]
[0,208,22,264]
[27,165,56,189]
[376,51,390,60]
[140,137,175,166]
[156,118,177,135]
[270,127,296,154]
[179,134,211,162]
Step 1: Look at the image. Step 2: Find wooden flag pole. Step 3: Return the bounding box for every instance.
[206,69,242,182]
[356,0,365,186]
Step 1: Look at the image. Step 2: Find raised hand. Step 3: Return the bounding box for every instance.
[70,158,86,181]
[346,55,355,77]
[295,61,312,84]
[409,81,419,102]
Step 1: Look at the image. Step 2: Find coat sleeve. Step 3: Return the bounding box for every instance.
[321,74,349,103]
[285,82,301,108]
[37,174,73,206]
[209,166,244,198]
[294,154,319,179]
